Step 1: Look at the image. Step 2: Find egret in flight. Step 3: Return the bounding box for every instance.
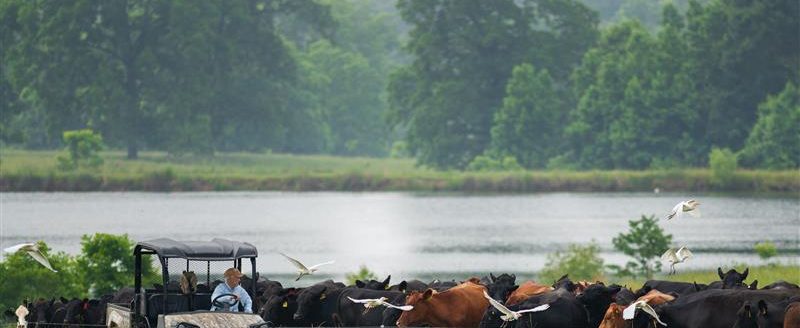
[279,252,334,281]
[3,243,57,272]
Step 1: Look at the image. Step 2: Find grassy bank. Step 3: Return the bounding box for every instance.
[611,264,800,289]
[1,149,798,192]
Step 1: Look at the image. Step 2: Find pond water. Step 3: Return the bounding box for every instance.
[1,192,797,284]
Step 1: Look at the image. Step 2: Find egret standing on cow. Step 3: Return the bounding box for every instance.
[665,199,700,220]
[661,246,693,274]
[3,242,58,272]
[279,252,335,281]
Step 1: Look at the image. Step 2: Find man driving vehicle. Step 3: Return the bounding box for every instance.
[210,267,253,313]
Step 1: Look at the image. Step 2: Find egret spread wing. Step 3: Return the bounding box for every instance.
[3,243,34,254]
[667,202,683,220]
[27,250,57,272]
[483,290,514,317]
[677,247,693,260]
[622,301,641,320]
[308,260,335,271]
[384,303,414,311]
[280,253,309,272]
[661,248,677,262]
[347,297,372,304]
[639,302,667,326]
[515,304,550,314]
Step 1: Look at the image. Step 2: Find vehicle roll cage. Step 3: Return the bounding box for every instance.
[132,238,258,318]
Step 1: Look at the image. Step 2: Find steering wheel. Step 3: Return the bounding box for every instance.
[212,293,240,310]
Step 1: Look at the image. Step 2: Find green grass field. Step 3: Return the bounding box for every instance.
[1,149,798,192]
[611,264,800,289]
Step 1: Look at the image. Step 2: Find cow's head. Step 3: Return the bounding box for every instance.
[483,278,518,320]
[355,275,392,290]
[28,298,54,325]
[718,267,749,289]
[733,301,759,328]
[260,288,301,325]
[553,274,576,293]
[293,284,328,321]
[598,303,626,328]
[577,283,620,327]
[396,289,434,327]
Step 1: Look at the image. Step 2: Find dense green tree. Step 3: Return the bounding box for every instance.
[611,215,672,279]
[302,40,389,156]
[739,81,800,169]
[567,20,657,168]
[490,64,563,168]
[684,0,799,151]
[391,0,598,169]
[76,233,158,297]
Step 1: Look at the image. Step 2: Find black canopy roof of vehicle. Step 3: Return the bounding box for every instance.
[135,238,258,260]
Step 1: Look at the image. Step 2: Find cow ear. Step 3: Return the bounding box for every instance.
[511,274,516,281]
[742,268,749,280]
[398,281,408,293]
[757,300,768,315]
[383,275,391,286]
[60,297,69,304]
[422,289,434,300]
[749,280,758,290]
[355,280,365,288]
[718,267,725,280]
[489,273,496,283]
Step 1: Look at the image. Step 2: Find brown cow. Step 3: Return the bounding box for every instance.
[598,303,626,328]
[396,280,488,328]
[506,281,553,306]
[786,301,800,328]
[598,289,676,328]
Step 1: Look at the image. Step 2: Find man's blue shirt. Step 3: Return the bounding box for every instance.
[210,282,253,313]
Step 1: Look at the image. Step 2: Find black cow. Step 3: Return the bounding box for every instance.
[641,280,708,296]
[388,280,428,293]
[577,283,621,328]
[657,289,799,328]
[509,288,588,328]
[479,274,519,328]
[354,275,392,290]
[112,287,136,304]
[428,279,458,291]
[552,274,577,294]
[613,285,637,305]
[293,280,345,326]
[708,267,750,289]
[26,298,55,327]
[336,287,406,326]
[259,288,304,327]
[762,280,800,290]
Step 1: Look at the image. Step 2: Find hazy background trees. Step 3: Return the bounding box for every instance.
[2,0,797,170]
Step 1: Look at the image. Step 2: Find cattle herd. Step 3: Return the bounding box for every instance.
[5,268,799,327]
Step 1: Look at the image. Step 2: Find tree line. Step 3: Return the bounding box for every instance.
[1,0,797,170]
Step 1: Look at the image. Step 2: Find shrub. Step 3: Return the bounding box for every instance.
[709,147,737,187]
[56,129,104,170]
[610,214,672,279]
[754,241,778,260]
[345,265,377,285]
[539,242,605,283]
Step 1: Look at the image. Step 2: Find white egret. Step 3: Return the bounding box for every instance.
[483,291,550,322]
[666,200,700,220]
[622,300,666,326]
[347,296,413,311]
[661,246,693,275]
[3,242,57,272]
[279,252,334,281]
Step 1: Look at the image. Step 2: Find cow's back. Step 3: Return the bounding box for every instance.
[661,289,798,328]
